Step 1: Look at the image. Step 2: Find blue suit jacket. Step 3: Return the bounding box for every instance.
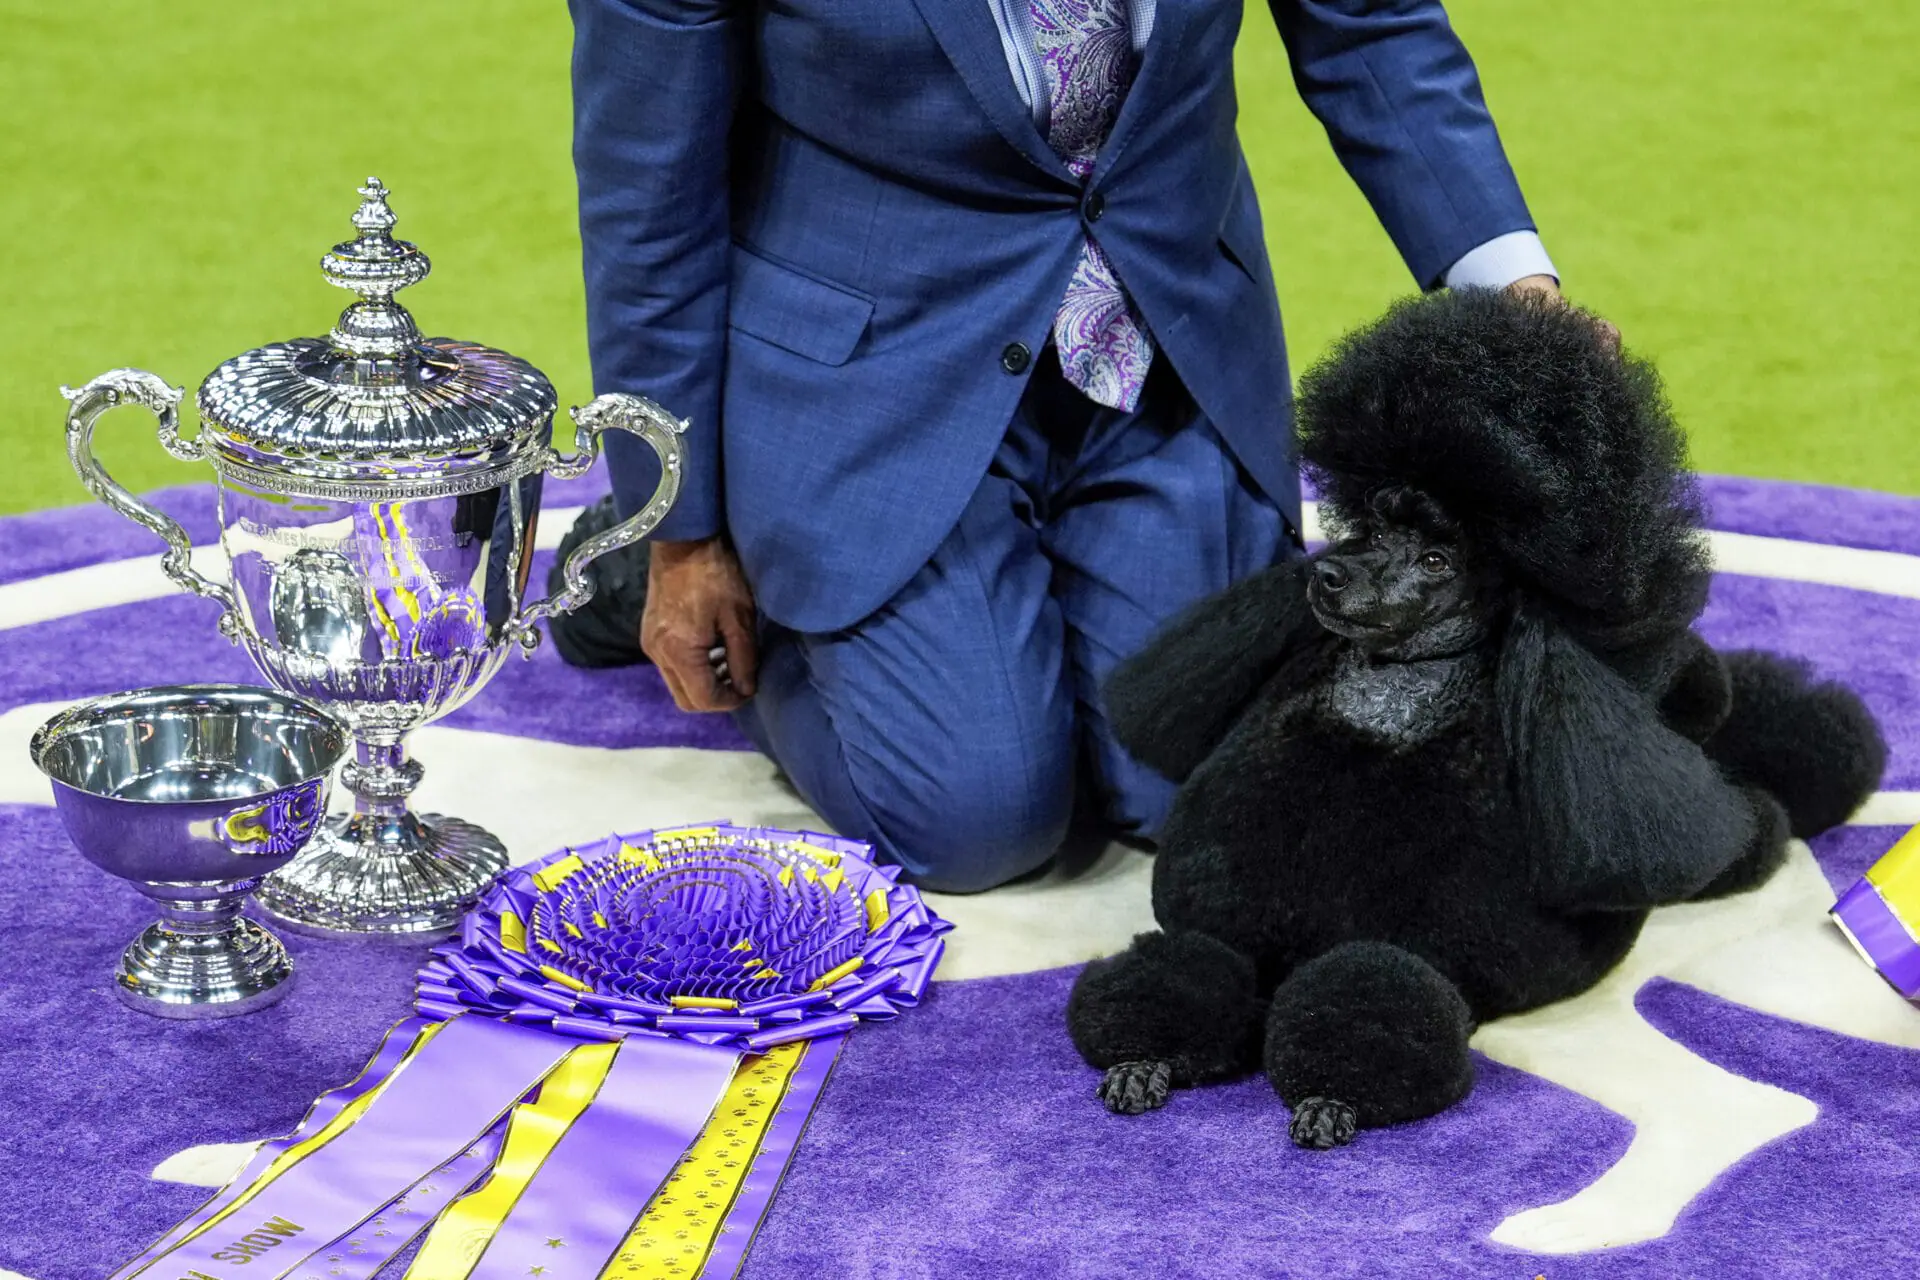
[571,0,1535,633]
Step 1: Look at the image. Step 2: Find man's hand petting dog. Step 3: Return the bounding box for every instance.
[1505,273,1623,354]
[641,536,759,712]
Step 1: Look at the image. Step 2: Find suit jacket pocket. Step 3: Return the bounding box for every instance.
[729,244,876,367]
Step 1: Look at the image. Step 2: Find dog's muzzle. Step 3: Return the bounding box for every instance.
[1308,555,1402,638]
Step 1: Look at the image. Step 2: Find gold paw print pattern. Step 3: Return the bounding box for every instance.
[600,1042,806,1278]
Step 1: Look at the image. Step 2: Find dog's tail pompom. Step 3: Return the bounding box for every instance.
[1704,651,1886,838]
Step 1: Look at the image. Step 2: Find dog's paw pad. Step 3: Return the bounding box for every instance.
[1289,1096,1357,1149]
[1098,1060,1172,1114]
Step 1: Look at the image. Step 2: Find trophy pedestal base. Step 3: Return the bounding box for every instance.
[254,809,508,939]
[115,915,294,1019]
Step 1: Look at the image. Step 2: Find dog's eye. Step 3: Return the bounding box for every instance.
[1367,529,1387,548]
[1419,551,1452,575]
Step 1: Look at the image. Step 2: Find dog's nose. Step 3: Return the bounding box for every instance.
[1315,558,1350,592]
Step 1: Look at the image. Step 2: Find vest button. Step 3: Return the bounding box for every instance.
[1085,191,1106,223]
[1001,342,1032,375]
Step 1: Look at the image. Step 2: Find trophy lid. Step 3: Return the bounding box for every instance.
[194,178,558,499]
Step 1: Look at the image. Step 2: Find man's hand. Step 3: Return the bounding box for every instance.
[1506,274,1622,354]
[1506,273,1560,301]
[642,537,759,712]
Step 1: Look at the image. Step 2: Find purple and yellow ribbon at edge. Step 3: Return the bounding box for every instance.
[114,823,952,1280]
[1832,821,1920,998]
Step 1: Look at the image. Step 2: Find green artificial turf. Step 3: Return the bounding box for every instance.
[2,1,1913,517]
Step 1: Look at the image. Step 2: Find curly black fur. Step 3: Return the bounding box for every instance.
[1704,650,1890,838]
[1657,631,1734,743]
[1264,943,1475,1136]
[1298,289,1711,657]
[1068,930,1264,1096]
[1102,560,1332,784]
[1688,788,1793,902]
[1067,289,1886,1147]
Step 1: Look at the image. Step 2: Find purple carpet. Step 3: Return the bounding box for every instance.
[1,473,1916,1279]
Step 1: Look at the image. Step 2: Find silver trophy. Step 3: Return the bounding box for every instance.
[32,686,347,1016]
[63,179,685,937]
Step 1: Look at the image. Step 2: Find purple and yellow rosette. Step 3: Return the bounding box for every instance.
[1832,822,1920,998]
[115,824,952,1280]
[413,823,948,1050]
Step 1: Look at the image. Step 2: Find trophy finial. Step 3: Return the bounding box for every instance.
[321,176,430,358]
[350,177,398,238]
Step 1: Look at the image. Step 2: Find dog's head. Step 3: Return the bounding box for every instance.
[1296,289,1710,656]
[1289,291,1762,909]
[1308,486,1506,659]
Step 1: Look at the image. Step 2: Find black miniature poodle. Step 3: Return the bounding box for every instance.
[1066,289,1886,1148]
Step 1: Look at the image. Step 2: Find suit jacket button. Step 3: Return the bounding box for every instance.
[1001,342,1032,374]
[1084,191,1105,222]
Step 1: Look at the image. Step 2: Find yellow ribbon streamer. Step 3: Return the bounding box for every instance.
[499,909,528,954]
[533,854,586,893]
[408,1043,618,1280]
[598,1042,809,1279]
[670,995,739,1011]
[405,1041,621,1279]
[1867,823,1920,928]
[653,826,721,845]
[809,957,863,992]
[790,841,842,868]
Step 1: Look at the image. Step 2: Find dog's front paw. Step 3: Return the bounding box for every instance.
[1098,1060,1172,1114]
[1289,1096,1357,1149]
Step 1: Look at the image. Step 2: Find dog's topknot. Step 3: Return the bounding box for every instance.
[1296,288,1709,651]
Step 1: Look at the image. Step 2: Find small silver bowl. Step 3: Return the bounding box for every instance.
[32,685,348,1018]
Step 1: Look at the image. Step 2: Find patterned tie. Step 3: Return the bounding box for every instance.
[1030,0,1155,412]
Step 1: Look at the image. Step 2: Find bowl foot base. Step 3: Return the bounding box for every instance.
[115,916,294,1018]
[254,809,507,939]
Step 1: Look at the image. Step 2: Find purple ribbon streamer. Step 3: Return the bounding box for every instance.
[111,1017,425,1280]
[745,1011,859,1053]
[738,990,832,1018]
[466,1036,744,1279]
[1833,878,1920,996]
[131,1017,578,1280]
[830,967,903,1011]
[283,1125,507,1280]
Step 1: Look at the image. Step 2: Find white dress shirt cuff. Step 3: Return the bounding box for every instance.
[1442,230,1558,291]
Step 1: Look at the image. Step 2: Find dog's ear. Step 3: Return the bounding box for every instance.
[1497,606,1755,909]
[1105,558,1328,784]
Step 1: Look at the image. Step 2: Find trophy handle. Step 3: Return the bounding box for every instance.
[61,369,241,640]
[510,391,687,651]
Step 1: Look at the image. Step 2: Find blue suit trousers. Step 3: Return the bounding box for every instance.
[733,349,1291,892]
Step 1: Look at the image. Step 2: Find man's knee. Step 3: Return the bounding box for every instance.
[1089,748,1177,840]
[851,758,1074,894]
[741,652,1073,891]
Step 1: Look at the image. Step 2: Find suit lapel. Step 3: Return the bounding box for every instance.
[1094,0,1194,184]
[908,0,1075,184]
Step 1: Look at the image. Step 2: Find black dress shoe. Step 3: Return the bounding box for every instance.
[546,495,651,669]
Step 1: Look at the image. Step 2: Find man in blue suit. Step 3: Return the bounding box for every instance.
[564,0,1565,891]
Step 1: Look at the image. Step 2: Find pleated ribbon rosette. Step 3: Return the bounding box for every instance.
[1833,821,1920,998]
[115,824,952,1280]
[414,823,948,1047]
